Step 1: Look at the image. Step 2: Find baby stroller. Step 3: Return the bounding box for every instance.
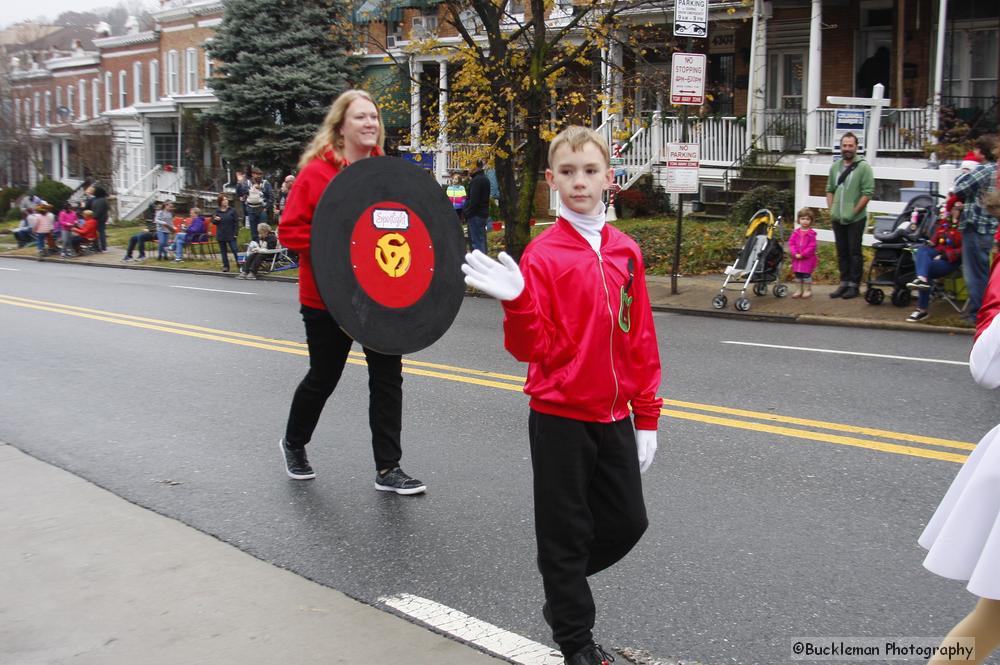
[863,194,940,307]
[712,208,787,312]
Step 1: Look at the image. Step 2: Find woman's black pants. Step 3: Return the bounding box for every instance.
[284,305,403,470]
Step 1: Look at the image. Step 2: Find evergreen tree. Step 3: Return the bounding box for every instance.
[206,0,359,173]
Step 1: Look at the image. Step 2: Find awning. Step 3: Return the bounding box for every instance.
[353,0,441,23]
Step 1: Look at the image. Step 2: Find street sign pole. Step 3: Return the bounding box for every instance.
[670,37,694,295]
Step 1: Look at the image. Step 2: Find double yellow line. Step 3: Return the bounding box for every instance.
[0,293,973,464]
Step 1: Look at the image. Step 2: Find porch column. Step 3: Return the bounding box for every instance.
[600,48,609,125]
[931,0,949,134]
[409,57,423,149]
[745,0,769,148]
[436,59,448,181]
[804,0,822,153]
[60,139,69,180]
[610,36,624,124]
[50,140,60,180]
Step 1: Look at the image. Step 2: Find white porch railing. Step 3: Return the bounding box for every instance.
[445,143,490,172]
[117,165,186,220]
[809,108,931,153]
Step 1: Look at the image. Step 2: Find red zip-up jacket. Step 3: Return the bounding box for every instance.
[278,147,383,309]
[501,218,663,430]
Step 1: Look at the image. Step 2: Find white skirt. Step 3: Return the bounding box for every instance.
[919,423,1000,600]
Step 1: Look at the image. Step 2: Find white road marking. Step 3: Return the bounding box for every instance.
[379,593,563,665]
[0,267,20,271]
[721,340,969,366]
[169,285,255,295]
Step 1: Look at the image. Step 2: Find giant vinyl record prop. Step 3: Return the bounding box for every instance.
[311,156,465,355]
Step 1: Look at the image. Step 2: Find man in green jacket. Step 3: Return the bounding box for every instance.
[826,133,875,299]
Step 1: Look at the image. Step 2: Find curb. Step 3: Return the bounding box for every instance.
[0,252,298,282]
[1,252,975,335]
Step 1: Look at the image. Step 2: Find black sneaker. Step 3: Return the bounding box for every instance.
[566,643,615,665]
[840,286,860,299]
[279,438,315,480]
[906,278,931,290]
[829,285,848,298]
[907,309,929,322]
[375,467,426,495]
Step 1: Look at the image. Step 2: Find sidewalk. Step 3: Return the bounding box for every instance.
[0,247,974,335]
[0,443,506,665]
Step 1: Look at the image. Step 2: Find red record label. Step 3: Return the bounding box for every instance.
[349,202,435,309]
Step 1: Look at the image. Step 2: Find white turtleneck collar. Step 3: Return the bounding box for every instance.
[561,202,606,251]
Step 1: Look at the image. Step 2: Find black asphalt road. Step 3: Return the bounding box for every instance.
[1,257,997,665]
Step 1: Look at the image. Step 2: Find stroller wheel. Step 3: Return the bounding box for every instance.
[865,288,885,305]
[773,284,789,298]
[712,294,728,310]
[753,282,768,296]
[891,288,912,307]
[735,297,751,312]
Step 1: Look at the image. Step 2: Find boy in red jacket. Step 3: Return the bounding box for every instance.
[463,126,662,665]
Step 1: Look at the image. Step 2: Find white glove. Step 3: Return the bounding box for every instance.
[636,429,658,474]
[462,250,525,301]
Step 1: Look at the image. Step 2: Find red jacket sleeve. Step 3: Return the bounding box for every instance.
[977,260,1000,340]
[501,250,558,362]
[277,159,332,253]
[628,256,663,430]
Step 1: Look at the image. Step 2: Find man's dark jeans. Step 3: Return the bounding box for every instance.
[832,219,866,286]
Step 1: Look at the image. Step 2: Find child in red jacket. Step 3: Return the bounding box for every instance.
[463,126,662,665]
[67,210,99,255]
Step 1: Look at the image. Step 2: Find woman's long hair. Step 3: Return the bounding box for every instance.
[297,89,385,170]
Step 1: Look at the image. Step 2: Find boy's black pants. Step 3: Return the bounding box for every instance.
[529,410,648,657]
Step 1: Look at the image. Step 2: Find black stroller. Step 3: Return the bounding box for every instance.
[863,194,940,307]
[712,209,787,312]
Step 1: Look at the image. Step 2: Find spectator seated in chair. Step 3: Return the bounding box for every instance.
[123,203,161,262]
[67,210,99,256]
[905,214,963,323]
[171,208,209,261]
[236,223,277,280]
[12,209,35,248]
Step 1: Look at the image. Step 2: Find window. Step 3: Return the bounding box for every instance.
[167,50,179,95]
[67,85,74,120]
[767,50,805,109]
[153,133,178,167]
[204,48,213,85]
[185,47,198,93]
[133,62,143,104]
[14,99,20,128]
[44,91,51,125]
[104,72,112,111]
[79,80,87,119]
[119,70,128,108]
[55,87,62,117]
[33,93,40,126]
[92,78,100,117]
[150,59,159,101]
[943,26,999,101]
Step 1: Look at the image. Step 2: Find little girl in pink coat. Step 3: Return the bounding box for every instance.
[788,207,818,298]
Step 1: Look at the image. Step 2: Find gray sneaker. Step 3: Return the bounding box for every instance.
[375,467,426,495]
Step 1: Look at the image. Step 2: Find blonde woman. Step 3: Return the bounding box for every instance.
[276,89,425,495]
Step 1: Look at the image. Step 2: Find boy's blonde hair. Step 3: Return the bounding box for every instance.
[190,207,200,216]
[796,207,815,222]
[257,222,271,236]
[547,126,611,169]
